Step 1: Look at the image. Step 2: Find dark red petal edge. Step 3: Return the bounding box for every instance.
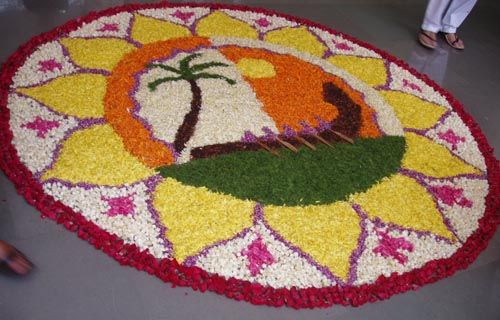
[0,1,498,309]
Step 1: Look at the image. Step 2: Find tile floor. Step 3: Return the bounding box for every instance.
[0,1,499,319]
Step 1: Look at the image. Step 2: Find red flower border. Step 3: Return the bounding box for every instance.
[0,2,498,309]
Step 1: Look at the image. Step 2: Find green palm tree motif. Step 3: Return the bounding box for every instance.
[147,53,236,154]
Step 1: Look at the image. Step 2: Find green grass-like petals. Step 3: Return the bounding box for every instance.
[157,136,406,206]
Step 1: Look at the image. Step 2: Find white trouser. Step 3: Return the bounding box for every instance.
[421,0,477,33]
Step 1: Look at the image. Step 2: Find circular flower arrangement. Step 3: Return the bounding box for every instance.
[0,2,499,308]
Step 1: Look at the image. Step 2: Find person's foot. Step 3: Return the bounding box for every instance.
[0,240,33,275]
[418,30,438,49]
[444,33,465,50]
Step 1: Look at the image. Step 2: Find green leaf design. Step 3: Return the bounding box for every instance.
[148,76,183,91]
[157,136,406,206]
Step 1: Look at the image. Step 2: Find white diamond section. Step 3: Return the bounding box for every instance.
[353,220,460,285]
[388,62,451,108]
[68,12,133,38]
[8,94,78,174]
[137,7,210,26]
[11,41,76,88]
[43,181,168,258]
[222,9,299,33]
[195,223,335,289]
[311,27,381,58]
[426,112,487,172]
[424,177,489,242]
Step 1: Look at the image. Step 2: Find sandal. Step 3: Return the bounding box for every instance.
[444,33,465,50]
[0,241,33,275]
[418,30,437,49]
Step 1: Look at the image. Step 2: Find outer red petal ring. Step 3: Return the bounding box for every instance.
[0,2,498,309]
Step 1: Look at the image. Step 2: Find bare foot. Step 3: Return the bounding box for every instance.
[418,30,438,49]
[0,240,33,275]
[444,33,465,50]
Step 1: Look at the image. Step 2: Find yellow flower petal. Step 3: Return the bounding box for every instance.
[236,58,276,78]
[196,11,258,39]
[60,38,136,71]
[265,202,360,281]
[42,124,155,185]
[131,14,192,44]
[154,178,254,263]
[350,174,454,240]
[379,91,447,129]
[264,26,327,57]
[327,56,387,87]
[17,74,106,118]
[403,132,481,177]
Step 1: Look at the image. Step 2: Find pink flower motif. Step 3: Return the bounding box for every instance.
[255,17,270,27]
[373,230,414,265]
[171,10,194,23]
[402,79,422,92]
[437,129,466,151]
[430,185,473,208]
[38,59,62,73]
[241,235,275,276]
[332,39,353,51]
[97,22,119,32]
[102,194,135,217]
[22,116,60,138]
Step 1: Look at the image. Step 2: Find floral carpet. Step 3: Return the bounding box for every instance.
[0,2,498,309]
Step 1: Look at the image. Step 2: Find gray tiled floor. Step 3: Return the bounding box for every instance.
[1,1,499,319]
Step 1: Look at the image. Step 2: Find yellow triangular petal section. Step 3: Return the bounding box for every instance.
[264,26,327,57]
[17,74,106,118]
[264,202,360,281]
[327,56,387,87]
[402,132,481,177]
[131,14,192,44]
[378,91,447,129]
[350,174,454,240]
[196,11,258,39]
[60,38,136,71]
[154,178,255,263]
[41,124,155,185]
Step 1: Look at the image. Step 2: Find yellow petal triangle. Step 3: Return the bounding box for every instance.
[327,56,387,87]
[196,11,258,39]
[17,74,106,118]
[264,26,327,57]
[350,174,454,240]
[378,91,447,129]
[154,178,255,263]
[264,202,360,281]
[42,124,155,185]
[131,14,192,44]
[403,132,481,177]
[60,38,136,71]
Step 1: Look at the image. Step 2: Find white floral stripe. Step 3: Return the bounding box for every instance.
[11,41,76,88]
[195,223,335,289]
[424,177,488,242]
[353,220,460,285]
[8,94,79,173]
[221,9,299,33]
[311,27,382,59]
[43,181,168,258]
[388,63,451,108]
[426,112,487,171]
[137,7,211,26]
[68,12,133,39]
